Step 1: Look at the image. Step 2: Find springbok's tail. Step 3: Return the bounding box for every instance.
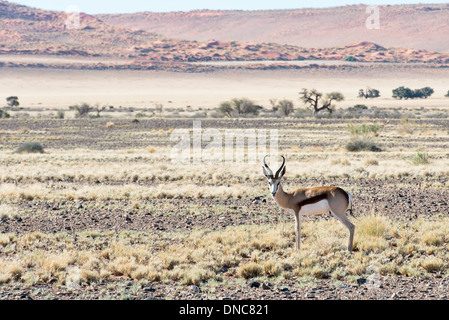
[346,192,354,216]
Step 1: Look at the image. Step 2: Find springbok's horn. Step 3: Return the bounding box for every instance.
[263,155,274,176]
[274,155,286,179]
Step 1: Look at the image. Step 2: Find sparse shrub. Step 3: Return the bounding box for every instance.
[56,110,65,119]
[277,99,294,117]
[445,90,449,98]
[15,142,45,154]
[346,138,381,152]
[348,104,368,112]
[72,103,92,118]
[348,123,381,137]
[0,110,10,118]
[233,98,261,115]
[346,122,382,152]
[411,152,429,165]
[344,56,357,62]
[217,98,262,117]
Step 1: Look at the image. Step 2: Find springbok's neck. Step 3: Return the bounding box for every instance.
[274,184,293,210]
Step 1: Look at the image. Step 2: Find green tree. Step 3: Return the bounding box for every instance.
[6,96,19,108]
[392,86,413,100]
[393,86,434,99]
[418,87,434,99]
[358,87,380,99]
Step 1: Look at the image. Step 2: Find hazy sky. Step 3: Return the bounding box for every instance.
[11,0,449,14]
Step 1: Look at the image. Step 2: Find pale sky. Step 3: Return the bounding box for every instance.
[10,0,449,14]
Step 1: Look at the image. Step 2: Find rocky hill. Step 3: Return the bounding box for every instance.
[99,4,449,52]
[1,1,448,71]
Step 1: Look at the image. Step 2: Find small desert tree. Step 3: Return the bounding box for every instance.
[445,90,449,98]
[299,88,344,114]
[72,103,92,118]
[358,87,380,99]
[232,98,260,115]
[392,86,413,100]
[218,98,261,117]
[417,87,434,99]
[392,86,434,99]
[218,101,233,117]
[93,104,107,117]
[277,99,294,117]
[6,96,19,108]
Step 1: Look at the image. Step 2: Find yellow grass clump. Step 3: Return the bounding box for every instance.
[1,214,449,287]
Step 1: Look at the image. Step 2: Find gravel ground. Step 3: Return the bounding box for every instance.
[1,178,448,300]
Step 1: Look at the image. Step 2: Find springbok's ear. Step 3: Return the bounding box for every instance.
[279,166,286,178]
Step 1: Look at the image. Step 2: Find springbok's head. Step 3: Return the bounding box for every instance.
[262,155,286,197]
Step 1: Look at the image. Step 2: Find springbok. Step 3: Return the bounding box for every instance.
[262,155,355,252]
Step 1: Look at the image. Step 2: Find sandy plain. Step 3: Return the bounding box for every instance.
[1,64,449,110]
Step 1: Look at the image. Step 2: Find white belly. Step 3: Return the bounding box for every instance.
[299,200,330,216]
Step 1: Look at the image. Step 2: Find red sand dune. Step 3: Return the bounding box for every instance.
[98,4,449,53]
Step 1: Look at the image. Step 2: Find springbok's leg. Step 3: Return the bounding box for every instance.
[330,210,355,252]
[293,210,301,250]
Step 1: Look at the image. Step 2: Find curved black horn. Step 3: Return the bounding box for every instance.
[263,155,274,176]
[274,155,286,178]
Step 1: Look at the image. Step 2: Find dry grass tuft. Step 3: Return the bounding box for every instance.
[1,214,449,287]
[237,262,263,279]
[420,257,444,273]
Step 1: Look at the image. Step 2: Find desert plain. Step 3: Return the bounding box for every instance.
[1,1,449,301]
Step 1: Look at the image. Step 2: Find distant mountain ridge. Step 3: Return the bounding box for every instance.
[1,1,449,71]
[98,4,449,53]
